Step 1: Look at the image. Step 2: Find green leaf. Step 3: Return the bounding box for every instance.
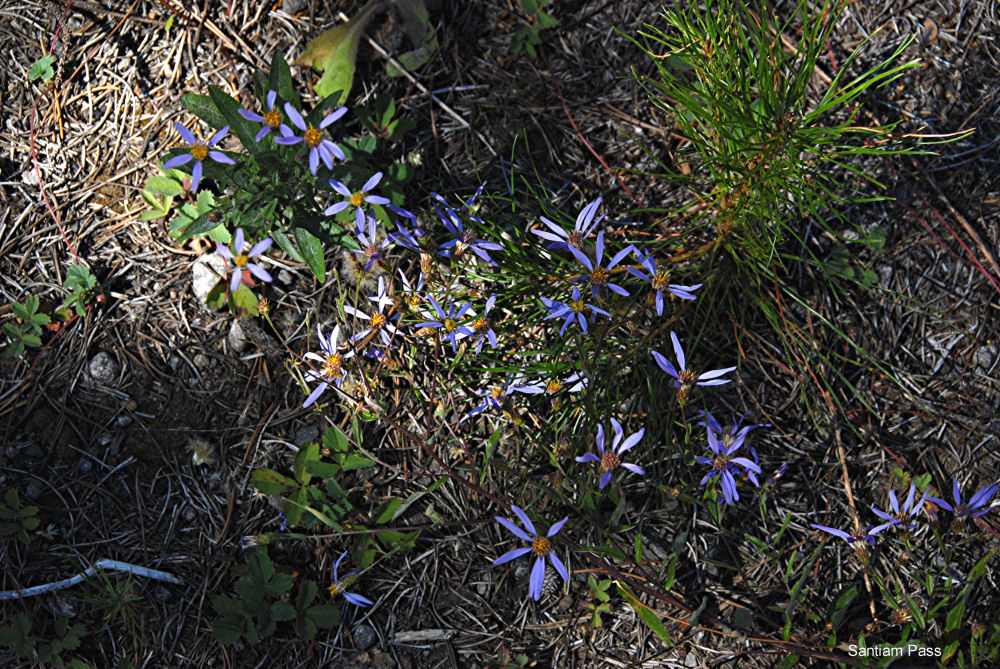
[522,0,538,14]
[293,227,325,282]
[208,85,259,151]
[270,600,296,622]
[267,50,299,110]
[537,11,558,29]
[247,547,275,583]
[297,0,382,102]
[340,453,376,471]
[266,573,294,599]
[251,469,298,495]
[307,604,341,629]
[294,442,320,485]
[296,580,318,610]
[270,229,303,262]
[28,55,55,82]
[180,93,226,131]
[386,0,438,77]
[374,498,403,524]
[230,282,260,317]
[145,176,185,197]
[618,583,673,646]
[945,599,965,632]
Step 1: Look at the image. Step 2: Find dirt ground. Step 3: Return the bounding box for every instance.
[1,0,998,667]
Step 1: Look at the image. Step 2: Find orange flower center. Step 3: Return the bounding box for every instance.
[531,536,550,557]
[490,387,504,400]
[570,299,587,314]
[678,369,696,385]
[567,231,583,247]
[652,270,670,291]
[473,317,488,332]
[233,253,249,268]
[370,313,386,329]
[443,318,457,332]
[601,450,620,472]
[327,583,340,597]
[350,192,365,207]
[545,380,562,394]
[263,109,281,128]
[590,267,608,285]
[322,354,342,376]
[190,143,208,161]
[304,125,323,148]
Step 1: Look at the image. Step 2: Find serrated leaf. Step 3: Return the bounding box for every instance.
[28,55,55,82]
[307,604,341,629]
[270,599,296,622]
[537,11,558,29]
[252,469,298,495]
[293,227,325,282]
[297,0,382,102]
[266,573,294,598]
[247,547,275,583]
[180,93,226,131]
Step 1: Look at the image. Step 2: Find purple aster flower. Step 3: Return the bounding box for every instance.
[651,331,737,404]
[470,294,499,355]
[415,295,474,351]
[627,249,702,315]
[809,524,878,563]
[163,122,235,192]
[927,479,998,519]
[569,231,633,298]
[696,424,762,505]
[274,102,347,175]
[699,411,770,487]
[216,228,273,292]
[434,199,503,265]
[325,171,392,231]
[517,370,588,396]
[387,214,424,252]
[576,419,645,489]
[867,483,928,536]
[350,213,390,271]
[237,90,293,142]
[463,371,542,421]
[343,297,399,349]
[397,269,425,313]
[493,506,570,601]
[329,551,373,608]
[302,323,355,408]
[531,197,604,251]
[368,276,394,312]
[542,286,612,337]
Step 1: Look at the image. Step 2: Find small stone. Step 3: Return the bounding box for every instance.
[88,351,119,384]
[191,253,228,310]
[685,652,698,667]
[294,424,319,447]
[877,264,893,287]
[182,506,197,522]
[282,0,306,13]
[23,443,45,460]
[353,623,376,650]
[277,269,294,286]
[78,457,93,474]
[24,480,44,499]
[975,344,998,370]
[228,320,249,352]
[193,353,210,369]
[115,414,133,428]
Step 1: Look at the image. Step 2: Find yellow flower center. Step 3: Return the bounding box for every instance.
[327,583,340,597]
[490,387,504,400]
[304,125,323,148]
[590,267,608,286]
[370,313,387,329]
[322,354,343,376]
[263,109,281,128]
[678,369,696,385]
[350,192,365,207]
[473,317,488,332]
[567,231,583,247]
[601,450,620,472]
[652,270,670,291]
[190,143,208,161]
[443,318,457,332]
[545,380,562,394]
[233,253,249,268]
[531,536,550,557]
[570,299,587,314]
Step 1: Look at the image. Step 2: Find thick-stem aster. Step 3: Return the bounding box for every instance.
[274,102,347,175]
[493,506,570,601]
[216,228,273,292]
[163,122,235,191]
[576,419,645,489]
[328,551,373,607]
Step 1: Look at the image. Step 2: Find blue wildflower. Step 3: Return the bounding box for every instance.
[651,331,736,404]
[325,171,392,231]
[329,551,373,608]
[470,294,499,355]
[568,231,633,298]
[542,286,611,336]
[350,212,390,271]
[275,103,346,175]
[627,249,702,315]
[415,295,474,351]
[216,228,273,292]
[697,423,762,505]
[237,90,293,141]
[493,506,570,601]
[531,197,604,251]
[344,296,399,348]
[868,483,928,535]
[927,479,998,519]
[302,324,355,408]
[163,122,235,191]
[576,419,645,489]
[434,196,503,265]
[463,371,542,421]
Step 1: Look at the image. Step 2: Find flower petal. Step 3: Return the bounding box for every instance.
[163,153,192,169]
[283,102,306,130]
[492,546,533,566]
[511,506,537,537]
[174,121,197,145]
[546,516,568,538]
[548,552,569,583]
[529,557,546,601]
[496,515,533,542]
[670,331,686,371]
